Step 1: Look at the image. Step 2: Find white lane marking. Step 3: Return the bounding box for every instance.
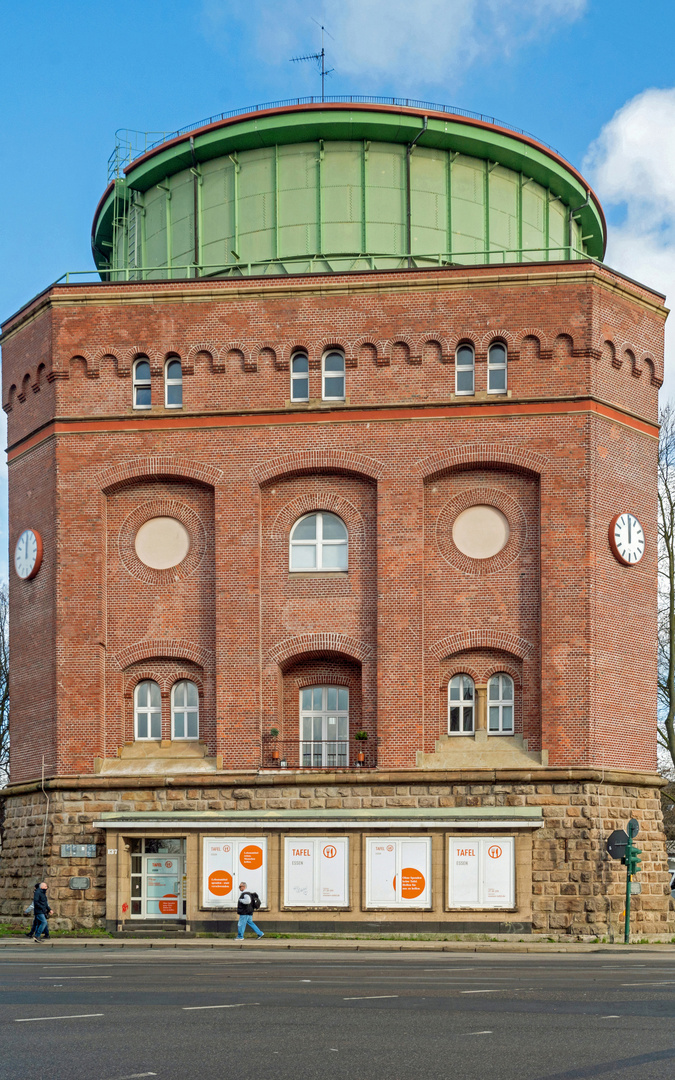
[464,1031,493,1036]
[100,1074,157,1079]
[15,1013,104,1022]
[620,981,675,986]
[39,975,112,980]
[343,994,399,1000]
[301,979,311,982]
[461,988,530,994]
[42,964,115,968]
[182,1002,260,1011]
[330,1049,339,1052]
[602,1015,621,1019]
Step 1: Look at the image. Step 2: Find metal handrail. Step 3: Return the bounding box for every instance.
[107,95,563,180]
[59,247,591,285]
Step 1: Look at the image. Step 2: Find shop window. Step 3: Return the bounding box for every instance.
[488,342,507,393]
[448,836,514,908]
[365,837,432,908]
[448,674,475,734]
[134,679,161,740]
[488,673,514,734]
[289,511,348,571]
[202,837,267,909]
[300,685,349,767]
[165,356,183,408]
[171,680,199,739]
[284,837,349,907]
[290,352,309,401]
[322,350,345,400]
[133,357,151,409]
[455,344,474,395]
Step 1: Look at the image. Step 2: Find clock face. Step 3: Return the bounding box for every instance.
[609,513,645,566]
[14,529,43,580]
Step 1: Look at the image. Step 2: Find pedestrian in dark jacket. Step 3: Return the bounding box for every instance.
[26,882,50,940]
[235,881,264,940]
[32,882,52,942]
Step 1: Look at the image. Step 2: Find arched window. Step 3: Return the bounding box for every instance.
[488,673,514,734]
[455,344,474,395]
[291,352,309,402]
[289,512,348,571]
[488,342,507,393]
[135,680,161,739]
[165,356,183,408]
[171,679,199,739]
[133,357,151,409]
[300,685,349,767]
[322,351,345,400]
[448,674,475,734]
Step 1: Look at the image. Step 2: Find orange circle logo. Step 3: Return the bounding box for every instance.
[488,845,502,859]
[165,861,173,869]
[239,845,263,870]
[208,870,233,896]
[393,868,426,899]
[386,844,394,852]
[159,894,178,914]
[323,845,337,859]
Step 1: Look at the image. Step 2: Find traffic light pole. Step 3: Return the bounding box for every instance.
[624,854,631,945]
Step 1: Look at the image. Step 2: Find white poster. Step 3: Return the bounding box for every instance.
[449,837,514,908]
[365,837,431,909]
[284,837,348,907]
[202,837,267,909]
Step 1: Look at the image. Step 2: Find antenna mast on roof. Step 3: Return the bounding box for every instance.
[290,22,334,102]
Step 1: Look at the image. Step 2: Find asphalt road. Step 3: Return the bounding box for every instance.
[1,947,675,1080]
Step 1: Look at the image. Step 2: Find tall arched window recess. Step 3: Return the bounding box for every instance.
[488,672,514,734]
[300,685,349,767]
[133,357,151,409]
[322,350,345,400]
[455,344,475,395]
[289,511,348,571]
[165,356,183,408]
[171,679,199,739]
[448,674,475,734]
[135,679,161,739]
[487,342,507,393]
[290,352,309,402]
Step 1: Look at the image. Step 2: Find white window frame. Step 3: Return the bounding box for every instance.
[448,836,515,909]
[365,836,432,909]
[455,343,475,395]
[289,511,348,572]
[171,679,199,740]
[487,672,515,735]
[290,351,310,402]
[299,685,350,767]
[283,836,349,907]
[134,679,161,740]
[448,674,475,735]
[202,836,268,909]
[322,350,346,401]
[132,357,152,410]
[164,356,183,409]
[487,341,508,394]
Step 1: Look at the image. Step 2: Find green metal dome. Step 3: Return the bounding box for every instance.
[92,98,606,280]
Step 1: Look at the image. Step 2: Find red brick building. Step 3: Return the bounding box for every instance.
[0,101,672,936]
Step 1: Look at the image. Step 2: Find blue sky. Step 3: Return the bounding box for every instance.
[2,0,675,575]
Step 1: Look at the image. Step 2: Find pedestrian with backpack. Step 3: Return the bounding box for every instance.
[236,881,264,940]
[25,882,50,940]
[32,882,53,943]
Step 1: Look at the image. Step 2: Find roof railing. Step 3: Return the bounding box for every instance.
[107,96,563,180]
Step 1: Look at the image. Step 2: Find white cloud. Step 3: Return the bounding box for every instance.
[202,0,587,89]
[584,89,675,399]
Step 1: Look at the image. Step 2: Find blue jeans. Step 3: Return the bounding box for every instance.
[34,913,49,940]
[236,913,263,938]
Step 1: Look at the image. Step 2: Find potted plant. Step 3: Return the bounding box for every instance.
[354,729,368,765]
[270,727,280,762]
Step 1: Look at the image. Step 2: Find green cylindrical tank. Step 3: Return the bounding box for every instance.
[92,101,606,279]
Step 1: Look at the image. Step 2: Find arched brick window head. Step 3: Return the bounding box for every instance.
[165,357,183,408]
[289,512,348,571]
[135,680,161,739]
[448,674,475,734]
[133,357,151,410]
[488,672,514,734]
[172,679,199,739]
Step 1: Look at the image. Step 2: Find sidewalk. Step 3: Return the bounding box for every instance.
[2,936,674,953]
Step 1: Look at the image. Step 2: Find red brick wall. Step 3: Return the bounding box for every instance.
[1,262,664,780]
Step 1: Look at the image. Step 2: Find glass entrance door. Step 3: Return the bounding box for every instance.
[129,838,185,919]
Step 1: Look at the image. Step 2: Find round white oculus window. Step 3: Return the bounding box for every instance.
[134,517,191,569]
[452,505,510,560]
